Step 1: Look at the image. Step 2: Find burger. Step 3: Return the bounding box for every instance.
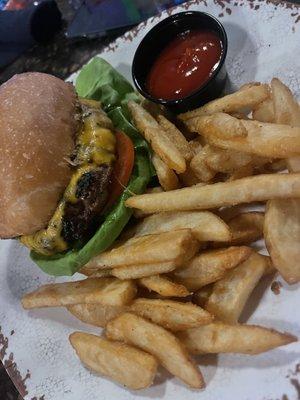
[0,60,152,276]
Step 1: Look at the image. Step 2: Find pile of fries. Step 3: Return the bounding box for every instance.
[22,78,300,391]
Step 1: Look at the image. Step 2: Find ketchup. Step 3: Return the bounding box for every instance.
[146,29,223,100]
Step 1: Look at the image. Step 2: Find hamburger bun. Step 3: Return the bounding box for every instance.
[0,72,78,238]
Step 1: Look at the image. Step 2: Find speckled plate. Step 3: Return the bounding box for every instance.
[1,1,300,399]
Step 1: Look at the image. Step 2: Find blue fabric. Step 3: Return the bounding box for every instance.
[0,0,61,68]
[0,0,8,10]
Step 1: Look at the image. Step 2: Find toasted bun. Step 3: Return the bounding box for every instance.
[0,73,78,238]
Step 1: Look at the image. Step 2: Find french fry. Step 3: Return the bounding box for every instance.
[197,112,248,138]
[178,164,201,186]
[133,187,163,218]
[88,269,112,278]
[264,199,300,284]
[271,76,300,176]
[202,145,267,174]
[140,98,168,119]
[173,246,252,290]
[178,138,205,186]
[188,113,300,158]
[112,261,178,280]
[22,278,137,309]
[264,78,300,284]
[179,84,269,120]
[82,230,199,275]
[130,298,212,331]
[192,285,213,308]
[70,333,158,390]
[106,313,204,388]
[157,115,193,160]
[189,137,203,155]
[125,173,300,213]
[271,77,300,126]
[152,153,180,191]
[228,164,254,181]
[190,147,217,182]
[288,156,300,172]
[139,275,190,297]
[227,212,264,245]
[67,304,126,327]
[252,98,274,122]
[128,101,186,173]
[205,253,270,323]
[204,146,252,173]
[178,322,297,355]
[130,211,231,242]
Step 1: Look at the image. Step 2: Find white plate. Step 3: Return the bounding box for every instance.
[1,1,300,399]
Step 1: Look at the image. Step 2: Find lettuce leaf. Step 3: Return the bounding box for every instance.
[76,57,140,112]
[31,57,153,276]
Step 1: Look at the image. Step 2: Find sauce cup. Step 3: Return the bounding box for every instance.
[132,11,228,114]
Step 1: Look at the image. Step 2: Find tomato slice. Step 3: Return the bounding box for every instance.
[105,130,135,211]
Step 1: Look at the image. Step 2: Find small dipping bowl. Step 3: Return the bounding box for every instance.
[132,11,228,114]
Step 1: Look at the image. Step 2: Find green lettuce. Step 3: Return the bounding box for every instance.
[75,57,140,112]
[31,57,153,276]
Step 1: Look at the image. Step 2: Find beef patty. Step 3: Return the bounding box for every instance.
[62,164,112,245]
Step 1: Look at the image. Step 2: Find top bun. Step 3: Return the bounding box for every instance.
[0,72,78,238]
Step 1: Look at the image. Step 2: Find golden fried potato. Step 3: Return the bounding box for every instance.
[173,246,252,290]
[205,146,252,172]
[139,275,190,298]
[188,113,300,158]
[252,98,274,123]
[179,84,269,120]
[262,79,300,284]
[157,115,193,160]
[130,298,212,331]
[227,212,264,245]
[188,137,203,155]
[190,147,216,182]
[112,261,178,280]
[288,156,300,172]
[227,164,254,181]
[83,230,199,274]
[178,322,296,355]
[152,153,180,191]
[67,304,126,327]
[205,253,270,323]
[178,164,202,186]
[22,278,136,309]
[130,211,231,242]
[106,313,204,388]
[192,285,213,308]
[88,269,112,278]
[70,333,158,390]
[125,173,300,213]
[271,77,300,126]
[264,198,300,284]
[133,187,163,218]
[128,101,186,173]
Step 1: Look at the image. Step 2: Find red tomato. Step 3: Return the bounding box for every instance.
[105,130,135,211]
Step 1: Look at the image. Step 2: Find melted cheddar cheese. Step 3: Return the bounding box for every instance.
[20,100,116,256]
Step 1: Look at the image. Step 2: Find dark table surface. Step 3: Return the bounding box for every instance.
[0,0,299,399]
[0,0,127,85]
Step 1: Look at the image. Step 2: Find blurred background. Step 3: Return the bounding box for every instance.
[0,0,187,84]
